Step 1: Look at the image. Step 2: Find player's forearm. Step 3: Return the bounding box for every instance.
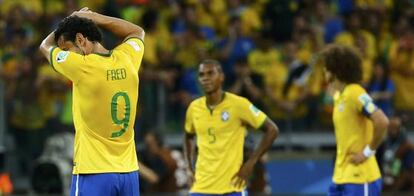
[137,161,159,184]
[369,110,389,150]
[249,119,279,163]
[183,133,195,172]
[39,31,56,63]
[88,12,144,40]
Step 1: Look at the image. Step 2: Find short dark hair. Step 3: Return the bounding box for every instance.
[319,44,362,84]
[54,16,102,43]
[200,59,223,73]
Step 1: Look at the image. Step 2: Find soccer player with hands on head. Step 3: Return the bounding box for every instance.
[39,7,144,196]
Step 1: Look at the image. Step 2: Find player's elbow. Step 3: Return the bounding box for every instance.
[270,125,279,140]
[379,116,390,133]
[39,41,45,52]
[265,121,279,141]
[372,110,389,136]
[39,42,49,58]
[129,27,145,40]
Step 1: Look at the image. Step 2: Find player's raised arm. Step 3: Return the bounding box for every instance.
[72,8,144,42]
[39,31,56,63]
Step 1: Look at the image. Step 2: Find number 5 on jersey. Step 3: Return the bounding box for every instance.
[208,127,216,144]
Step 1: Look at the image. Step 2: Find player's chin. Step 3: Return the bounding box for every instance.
[203,87,215,94]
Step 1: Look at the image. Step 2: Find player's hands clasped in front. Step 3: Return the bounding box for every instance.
[231,159,255,189]
[350,152,367,165]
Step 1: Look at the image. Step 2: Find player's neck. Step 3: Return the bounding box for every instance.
[93,43,110,54]
[206,89,225,108]
[334,81,347,93]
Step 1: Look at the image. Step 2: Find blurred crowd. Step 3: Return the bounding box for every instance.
[1,0,414,194]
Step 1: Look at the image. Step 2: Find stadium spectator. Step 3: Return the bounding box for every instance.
[228,57,265,109]
[247,35,281,80]
[8,56,46,175]
[380,116,414,192]
[217,16,255,77]
[389,23,414,116]
[368,60,395,117]
[334,11,376,85]
[139,132,178,193]
[266,42,310,130]
[262,0,295,42]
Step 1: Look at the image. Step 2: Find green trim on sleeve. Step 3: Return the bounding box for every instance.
[123,37,145,46]
[49,46,58,73]
[94,50,113,57]
[256,117,268,131]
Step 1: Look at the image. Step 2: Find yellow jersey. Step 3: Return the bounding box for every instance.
[247,48,281,80]
[50,38,144,174]
[389,41,414,110]
[185,92,267,194]
[332,84,381,184]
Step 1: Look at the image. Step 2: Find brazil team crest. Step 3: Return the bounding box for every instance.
[56,51,69,63]
[221,111,230,122]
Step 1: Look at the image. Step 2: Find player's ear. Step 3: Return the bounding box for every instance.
[219,72,225,83]
[75,33,87,46]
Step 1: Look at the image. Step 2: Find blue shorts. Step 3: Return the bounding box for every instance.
[190,189,248,196]
[328,179,382,196]
[70,171,140,196]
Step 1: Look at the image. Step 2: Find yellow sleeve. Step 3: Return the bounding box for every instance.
[50,47,86,83]
[184,102,195,134]
[350,86,377,117]
[238,98,267,130]
[114,37,144,70]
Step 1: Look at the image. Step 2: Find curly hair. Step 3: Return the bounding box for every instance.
[54,16,102,43]
[319,44,362,84]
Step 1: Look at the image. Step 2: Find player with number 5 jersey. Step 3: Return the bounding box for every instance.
[183,60,279,195]
[39,7,144,196]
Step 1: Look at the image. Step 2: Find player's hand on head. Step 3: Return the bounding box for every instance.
[71,7,94,19]
[350,152,367,165]
[79,7,91,12]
